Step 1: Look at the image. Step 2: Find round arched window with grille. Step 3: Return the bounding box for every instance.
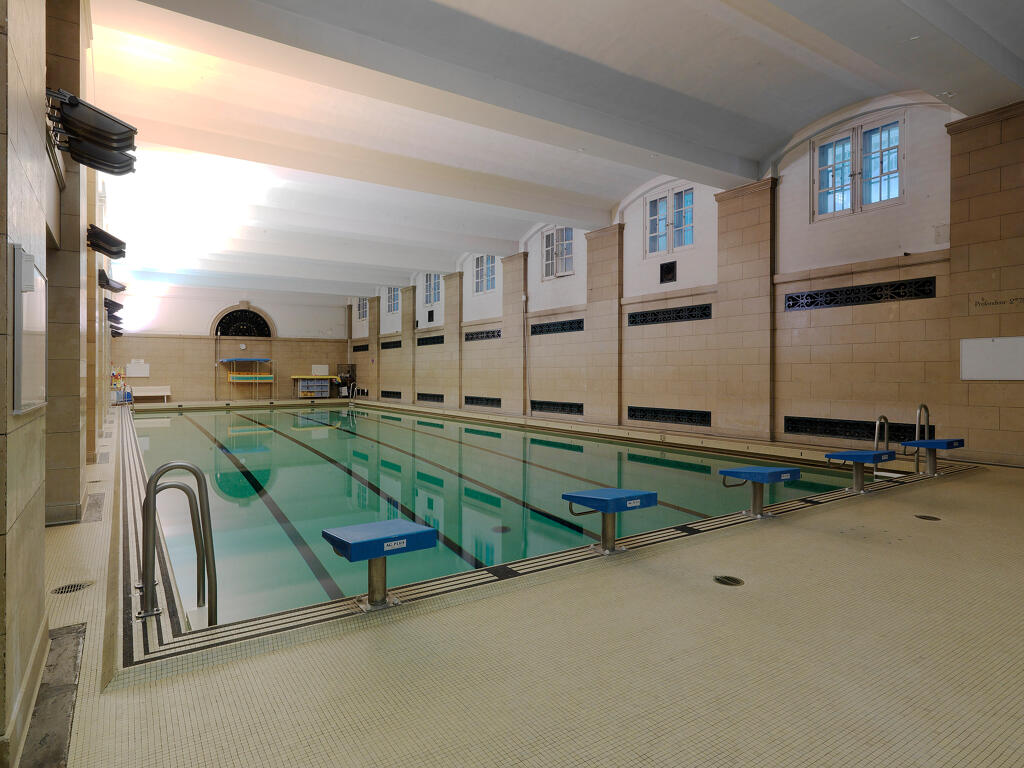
[215,309,272,337]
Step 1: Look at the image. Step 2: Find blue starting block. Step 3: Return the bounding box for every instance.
[718,466,801,518]
[825,449,896,493]
[900,438,965,476]
[322,519,437,611]
[562,488,658,554]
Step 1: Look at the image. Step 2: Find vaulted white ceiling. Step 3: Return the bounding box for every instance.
[94,0,1024,299]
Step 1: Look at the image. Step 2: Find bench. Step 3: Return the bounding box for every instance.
[130,385,172,403]
[561,488,658,554]
[718,466,801,518]
[825,449,896,493]
[322,519,437,611]
[900,438,965,476]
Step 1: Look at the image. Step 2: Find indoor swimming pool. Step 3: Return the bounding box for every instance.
[134,406,849,624]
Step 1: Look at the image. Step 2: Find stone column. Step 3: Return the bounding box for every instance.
[712,178,776,440]
[584,224,624,425]
[44,0,89,524]
[445,272,463,408]
[367,296,380,400]
[946,101,1024,465]
[500,252,528,415]
[399,285,416,403]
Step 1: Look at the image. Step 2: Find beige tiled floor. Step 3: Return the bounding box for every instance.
[44,441,1024,767]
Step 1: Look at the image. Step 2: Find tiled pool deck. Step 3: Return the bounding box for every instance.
[41,413,1024,767]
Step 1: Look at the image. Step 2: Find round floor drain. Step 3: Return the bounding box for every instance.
[713,575,744,586]
[492,525,512,534]
[51,581,94,595]
[915,514,941,521]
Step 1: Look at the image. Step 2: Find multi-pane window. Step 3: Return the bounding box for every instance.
[474,254,496,294]
[816,135,852,216]
[646,185,695,256]
[386,287,399,313]
[357,297,368,320]
[424,273,441,305]
[862,121,900,205]
[813,115,903,220]
[673,189,694,247]
[542,226,573,278]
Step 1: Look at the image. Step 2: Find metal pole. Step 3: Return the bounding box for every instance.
[601,512,616,552]
[751,482,764,518]
[367,557,387,606]
[852,462,865,493]
[926,448,937,476]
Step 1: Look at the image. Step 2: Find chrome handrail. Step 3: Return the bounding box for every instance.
[873,415,890,481]
[139,461,217,626]
[914,404,930,473]
[154,481,207,610]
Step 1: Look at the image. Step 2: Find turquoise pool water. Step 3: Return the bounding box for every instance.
[134,406,847,624]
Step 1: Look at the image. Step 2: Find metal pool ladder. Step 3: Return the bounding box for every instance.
[913,403,930,473]
[873,414,890,481]
[137,461,218,626]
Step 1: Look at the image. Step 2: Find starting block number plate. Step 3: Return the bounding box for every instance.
[383,539,407,552]
[780,472,793,479]
[626,499,641,508]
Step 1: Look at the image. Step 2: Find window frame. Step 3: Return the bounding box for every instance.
[386,287,400,314]
[541,226,574,279]
[424,273,441,305]
[643,184,695,259]
[473,254,496,295]
[356,297,368,321]
[811,110,906,222]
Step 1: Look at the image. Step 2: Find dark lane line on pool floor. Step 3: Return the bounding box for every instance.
[236,414,487,569]
[182,415,346,601]
[279,412,601,542]
[348,410,711,520]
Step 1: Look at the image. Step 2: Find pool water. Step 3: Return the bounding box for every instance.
[134,406,847,624]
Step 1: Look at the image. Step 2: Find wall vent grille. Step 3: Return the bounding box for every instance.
[465,329,501,342]
[531,400,583,415]
[380,390,401,399]
[627,303,712,326]
[530,318,584,336]
[784,415,934,442]
[628,406,711,426]
[417,393,444,403]
[352,343,369,353]
[381,340,402,350]
[417,335,444,346]
[785,276,936,311]
[464,395,501,408]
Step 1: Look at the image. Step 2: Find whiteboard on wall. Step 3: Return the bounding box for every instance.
[960,337,1024,380]
[125,361,150,377]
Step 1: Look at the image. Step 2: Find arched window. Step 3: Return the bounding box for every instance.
[215,309,272,337]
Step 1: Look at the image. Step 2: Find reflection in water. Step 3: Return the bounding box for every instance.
[211,416,273,503]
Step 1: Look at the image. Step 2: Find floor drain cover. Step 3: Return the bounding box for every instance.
[713,575,744,586]
[492,525,512,534]
[51,581,93,595]
[915,514,941,521]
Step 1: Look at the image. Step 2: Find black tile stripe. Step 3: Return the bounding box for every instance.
[182,415,345,601]
[237,413,486,569]
[301,412,601,541]
[347,409,708,520]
